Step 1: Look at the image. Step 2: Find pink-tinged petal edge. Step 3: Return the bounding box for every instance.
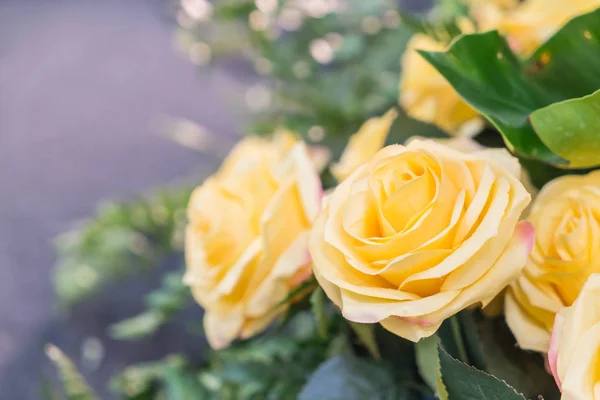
[517,220,535,256]
[289,264,313,286]
[548,313,565,391]
[209,334,231,351]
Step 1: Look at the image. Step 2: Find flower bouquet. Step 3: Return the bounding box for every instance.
[47,1,600,399]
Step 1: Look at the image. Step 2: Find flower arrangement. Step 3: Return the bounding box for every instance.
[47,1,600,399]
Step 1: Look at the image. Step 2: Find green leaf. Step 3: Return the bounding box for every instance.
[53,187,192,307]
[419,31,562,164]
[163,367,209,400]
[109,311,166,340]
[374,325,420,383]
[476,317,560,400]
[457,311,487,371]
[298,355,408,400]
[110,355,187,397]
[45,345,99,400]
[109,269,192,340]
[439,347,526,400]
[530,89,600,167]
[348,322,381,361]
[415,335,448,400]
[419,9,600,167]
[39,376,63,400]
[310,288,328,340]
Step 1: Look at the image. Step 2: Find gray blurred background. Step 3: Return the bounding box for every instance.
[0,0,251,397]
[0,0,428,398]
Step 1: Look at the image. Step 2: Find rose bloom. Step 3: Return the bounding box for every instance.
[336,127,537,200]
[332,109,397,182]
[548,274,600,400]
[407,136,538,201]
[467,0,519,9]
[506,171,600,353]
[399,34,484,138]
[309,139,532,341]
[473,0,600,55]
[184,134,322,349]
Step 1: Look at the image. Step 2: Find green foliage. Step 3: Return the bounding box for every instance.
[475,317,560,400]
[531,89,600,168]
[53,187,192,307]
[39,377,63,400]
[109,268,192,340]
[199,312,331,399]
[420,9,600,168]
[348,322,381,361]
[111,355,203,399]
[45,345,99,400]
[298,355,412,400]
[309,287,328,340]
[439,347,526,400]
[180,0,444,144]
[456,310,487,371]
[415,335,448,400]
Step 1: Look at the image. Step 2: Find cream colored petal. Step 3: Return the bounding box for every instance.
[274,142,323,222]
[561,322,600,400]
[442,195,522,290]
[240,309,281,340]
[548,310,565,390]
[378,249,451,287]
[204,310,244,350]
[517,273,563,313]
[356,188,464,263]
[332,109,398,181]
[380,316,442,343]
[401,178,511,286]
[452,163,496,244]
[426,221,534,324]
[474,148,522,179]
[313,264,343,308]
[210,238,262,299]
[310,212,420,301]
[340,289,460,323]
[505,290,551,353]
[246,232,310,317]
[556,274,600,382]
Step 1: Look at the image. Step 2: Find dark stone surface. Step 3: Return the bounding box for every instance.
[0,0,248,397]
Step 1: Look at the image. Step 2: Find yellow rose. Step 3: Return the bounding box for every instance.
[184,134,323,349]
[548,274,600,399]
[309,139,532,341]
[506,171,600,353]
[474,0,599,55]
[400,34,484,137]
[467,0,519,9]
[406,136,538,200]
[332,109,398,182]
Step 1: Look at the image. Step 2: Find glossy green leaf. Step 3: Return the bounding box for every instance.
[476,317,560,400]
[419,31,562,164]
[298,355,409,400]
[419,8,600,167]
[531,89,600,167]
[415,335,448,400]
[439,348,526,400]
